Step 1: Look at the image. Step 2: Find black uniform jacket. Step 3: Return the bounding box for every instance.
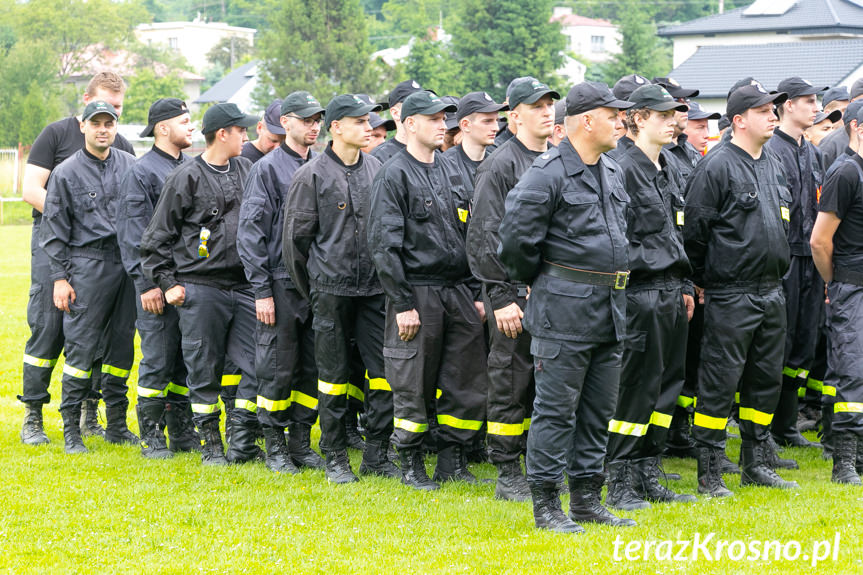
[367,148,475,313]
[370,137,406,164]
[442,144,483,200]
[236,143,313,299]
[41,148,136,282]
[283,144,383,300]
[141,155,252,292]
[498,139,630,343]
[683,142,791,291]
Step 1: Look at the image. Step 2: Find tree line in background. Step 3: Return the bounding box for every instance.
[0,0,744,147]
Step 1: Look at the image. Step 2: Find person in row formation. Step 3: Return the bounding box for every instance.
[17,71,863,535]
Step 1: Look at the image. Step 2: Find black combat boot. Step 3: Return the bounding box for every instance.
[772,382,819,448]
[530,482,584,533]
[760,435,799,470]
[21,403,50,445]
[104,404,139,445]
[61,405,88,454]
[633,457,697,503]
[137,401,172,459]
[164,402,201,452]
[820,404,834,461]
[831,432,861,485]
[287,422,325,469]
[345,412,366,451]
[262,426,299,474]
[325,449,359,484]
[664,406,699,458]
[696,446,733,497]
[225,413,263,464]
[399,448,439,491]
[716,450,741,474]
[199,419,228,466]
[494,460,531,501]
[605,460,650,511]
[740,441,799,489]
[359,437,401,478]
[80,398,105,438]
[433,444,477,483]
[568,474,637,527]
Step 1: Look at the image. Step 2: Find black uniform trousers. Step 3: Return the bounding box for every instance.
[681,299,703,410]
[607,286,688,461]
[384,284,487,451]
[255,279,318,429]
[484,290,534,464]
[134,296,189,407]
[526,336,622,483]
[783,255,824,388]
[176,283,258,426]
[58,249,136,411]
[692,287,786,448]
[312,292,390,450]
[825,281,863,435]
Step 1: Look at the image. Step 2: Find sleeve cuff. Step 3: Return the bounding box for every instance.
[488,285,518,309]
[255,285,274,300]
[135,279,158,294]
[392,297,416,314]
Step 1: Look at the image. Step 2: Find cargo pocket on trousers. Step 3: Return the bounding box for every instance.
[530,339,560,374]
[383,346,417,387]
[255,327,278,383]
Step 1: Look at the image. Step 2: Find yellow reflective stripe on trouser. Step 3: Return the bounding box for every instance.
[523,418,531,430]
[734,392,740,404]
[192,403,220,414]
[798,387,806,398]
[783,366,800,378]
[739,406,773,426]
[488,421,525,436]
[676,395,695,408]
[649,411,673,428]
[291,390,318,410]
[235,398,257,413]
[101,364,130,379]
[797,369,810,379]
[318,380,348,396]
[608,419,649,436]
[257,396,291,412]
[347,383,365,402]
[394,417,428,433]
[23,354,58,368]
[823,385,837,397]
[436,388,442,399]
[62,363,92,379]
[221,374,241,386]
[834,402,863,414]
[165,382,189,396]
[365,370,391,391]
[693,412,727,430]
[137,385,166,399]
[807,378,823,392]
[437,414,484,431]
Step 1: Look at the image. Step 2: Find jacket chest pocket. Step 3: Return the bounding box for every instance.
[408,188,434,221]
[320,192,350,228]
[72,187,99,213]
[731,184,760,213]
[627,190,666,239]
[451,187,471,226]
[561,190,602,236]
[671,193,686,228]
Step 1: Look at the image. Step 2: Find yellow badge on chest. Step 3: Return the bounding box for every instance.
[780,206,790,222]
[458,208,469,223]
[676,211,684,226]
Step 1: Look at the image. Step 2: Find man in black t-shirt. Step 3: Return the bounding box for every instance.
[19,72,134,446]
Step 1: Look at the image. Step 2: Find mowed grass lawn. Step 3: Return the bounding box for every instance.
[0,223,860,575]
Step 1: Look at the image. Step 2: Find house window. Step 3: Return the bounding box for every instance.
[168,37,178,50]
[591,35,605,53]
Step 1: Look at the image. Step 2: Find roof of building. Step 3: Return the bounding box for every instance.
[658,0,863,36]
[195,60,258,103]
[552,14,616,28]
[667,38,863,98]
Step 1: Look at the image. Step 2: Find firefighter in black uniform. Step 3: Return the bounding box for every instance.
[811,106,863,485]
[653,77,700,182]
[499,82,634,533]
[40,101,138,453]
[236,92,326,474]
[684,81,799,496]
[118,98,199,458]
[466,78,558,502]
[371,79,424,164]
[284,94,400,483]
[604,85,697,510]
[368,91,488,490]
[141,103,259,466]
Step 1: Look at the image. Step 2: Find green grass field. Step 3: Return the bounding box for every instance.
[0,223,860,574]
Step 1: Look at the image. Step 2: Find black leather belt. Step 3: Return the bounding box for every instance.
[834,267,863,287]
[542,261,629,289]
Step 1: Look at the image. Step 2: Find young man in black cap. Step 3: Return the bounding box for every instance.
[604,84,697,511]
[499,81,634,533]
[284,94,399,483]
[368,90,488,490]
[605,74,651,162]
[20,72,135,445]
[654,77,700,181]
[822,86,850,117]
[684,81,799,496]
[683,101,720,157]
[765,77,830,450]
[40,100,138,453]
[805,109,843,147]
[241,99,286,163]
[141,102,259,466]
[466,77,558,502]
[236,91,325,473]
[371,79,424,163]
[364,112,395,153]
[118,98,198,458]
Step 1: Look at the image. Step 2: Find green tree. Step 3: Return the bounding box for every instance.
[121,68,189,124]
[404,38,462,95]
[206,36,253,70]
[600,0,671,85]
[0,41,62,145]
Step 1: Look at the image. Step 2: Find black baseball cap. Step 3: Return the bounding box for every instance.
[728,77,756,99]
[281,91,324,118]
[140,98,188,137]
[388,79,424,108]
[844,100,863,125]
[823,86,850,108]
[777,77,828,100]
[400,91,457,121]
[628,85,689,112]
[201,103,258,134]
[441,96,461,130]
[554,100,566,125]
[324,93,381,128]
[263,99,285,135]
[718,114,730,131]
[612,74,651,100]
[507,77,560,109]
[566,81,633,116]
[82,100,118,122]
[814,109,842,125]
[687,100,721,120]
[369,112,395,132]
[852,78,863,100]
[653,76,699,99]
[726,81,787,119]
[356,93,389,111]
[457,91,507,122]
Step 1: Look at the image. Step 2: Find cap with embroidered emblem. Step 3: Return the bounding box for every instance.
[201,103,258,134]
[140,98,188,137]
[400,91,457,120]
[566,81,633,116]
[83,100,118,122]
[280,91,325,118]
[506,77,560,109]
[324,93,381,128]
